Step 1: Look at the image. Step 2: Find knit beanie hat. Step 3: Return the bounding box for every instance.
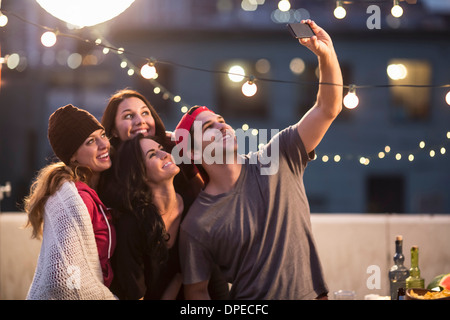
[48,104,103,165]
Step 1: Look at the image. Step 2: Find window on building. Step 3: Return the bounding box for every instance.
[367,175,405,213]
[387,59,431,122]
[215,59,269,119]
[296,60,353,121]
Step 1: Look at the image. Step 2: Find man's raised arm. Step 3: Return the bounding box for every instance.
[296,20,343,154]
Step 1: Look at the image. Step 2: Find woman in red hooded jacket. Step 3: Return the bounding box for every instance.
[24,104,116,299]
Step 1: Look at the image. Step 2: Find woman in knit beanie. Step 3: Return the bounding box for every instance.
[23,104,117,300]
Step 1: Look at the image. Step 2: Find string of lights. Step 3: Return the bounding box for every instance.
[0,5,449,167]
[1,8,449,108]
[314,131,449,167]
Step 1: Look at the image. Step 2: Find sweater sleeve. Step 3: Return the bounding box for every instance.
[26,182,117,300]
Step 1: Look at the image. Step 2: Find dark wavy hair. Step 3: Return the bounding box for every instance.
[107,134,170,265]
[101,88,167,150]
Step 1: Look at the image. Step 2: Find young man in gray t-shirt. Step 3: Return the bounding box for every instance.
[174,20,343,299]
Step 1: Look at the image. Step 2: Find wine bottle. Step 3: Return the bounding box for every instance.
[388,235,409,300]
[405,245,425,289]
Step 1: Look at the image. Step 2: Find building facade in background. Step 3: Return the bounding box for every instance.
[0,0,449,213]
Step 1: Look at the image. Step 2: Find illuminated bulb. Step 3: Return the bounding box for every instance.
[228,65,245,82]
[359,157,370,166]
[127,69,134,76]
[6,53,20,69]
[408,154,414,162]
[334,155,341,162]
[0,13,8,27]
[334,1,346,19]
[387,64,407,80]
[242,80,257,97]
[174,95,181,103]
[41,31,57,47]
[441,147,446,155]
[343,85,359,109]
[419,141,425,149]
[395,153,401,160]
[385,146,391,153]
[252,129,259,136]
[378,152,385,159]
[391,0,403,18]
[35,0,135,28]
[447,132,450,139]
[242,124,249,131]
[445,91,450,106]
[322,155,329,163]
[181,106,188,113]
[140,63,157,79]
[278,0,290,12]
[429,150,435,157]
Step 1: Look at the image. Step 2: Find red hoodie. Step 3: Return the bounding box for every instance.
[75,181,116,287]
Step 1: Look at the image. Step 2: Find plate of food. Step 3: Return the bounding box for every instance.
[406,288,450,300]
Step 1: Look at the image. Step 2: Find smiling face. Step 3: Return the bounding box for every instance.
[193,111,237,163]
[114,96,156,141]
[140,138,180,185]
[70,129,111,173]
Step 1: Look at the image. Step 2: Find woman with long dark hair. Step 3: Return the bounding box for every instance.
[98,88,202,212]
[108,134,228,299]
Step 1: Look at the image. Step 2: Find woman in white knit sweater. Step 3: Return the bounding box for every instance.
[24,105,117,300]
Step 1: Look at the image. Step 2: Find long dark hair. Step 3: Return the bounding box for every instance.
[106,134,170,265]
[101,88,167,149]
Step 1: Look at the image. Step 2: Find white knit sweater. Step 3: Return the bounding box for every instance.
[27,181,117,300]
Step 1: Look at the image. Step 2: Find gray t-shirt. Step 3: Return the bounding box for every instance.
[179,124,327,299]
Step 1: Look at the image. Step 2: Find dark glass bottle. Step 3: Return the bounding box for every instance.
[389,235,409,300]
[397,287,406,300]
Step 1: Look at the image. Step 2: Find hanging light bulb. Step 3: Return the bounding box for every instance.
[334,1,346,19]
[343,85,359,109]
[0,12,8,27]
[242,77,257,97]
[391,0,403,18]
[228,65,245,82]
[140,62,157,79]
[278,0,290,12]
[41,31,57,47]
[445,91,450,106]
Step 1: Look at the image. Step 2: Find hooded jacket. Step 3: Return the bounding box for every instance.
[75,181,116,287]
[27,181,117,300]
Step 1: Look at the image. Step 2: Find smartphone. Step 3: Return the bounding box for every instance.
[287,23,315,39]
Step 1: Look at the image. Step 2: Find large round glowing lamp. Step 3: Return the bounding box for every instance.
[36,0,135,28]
